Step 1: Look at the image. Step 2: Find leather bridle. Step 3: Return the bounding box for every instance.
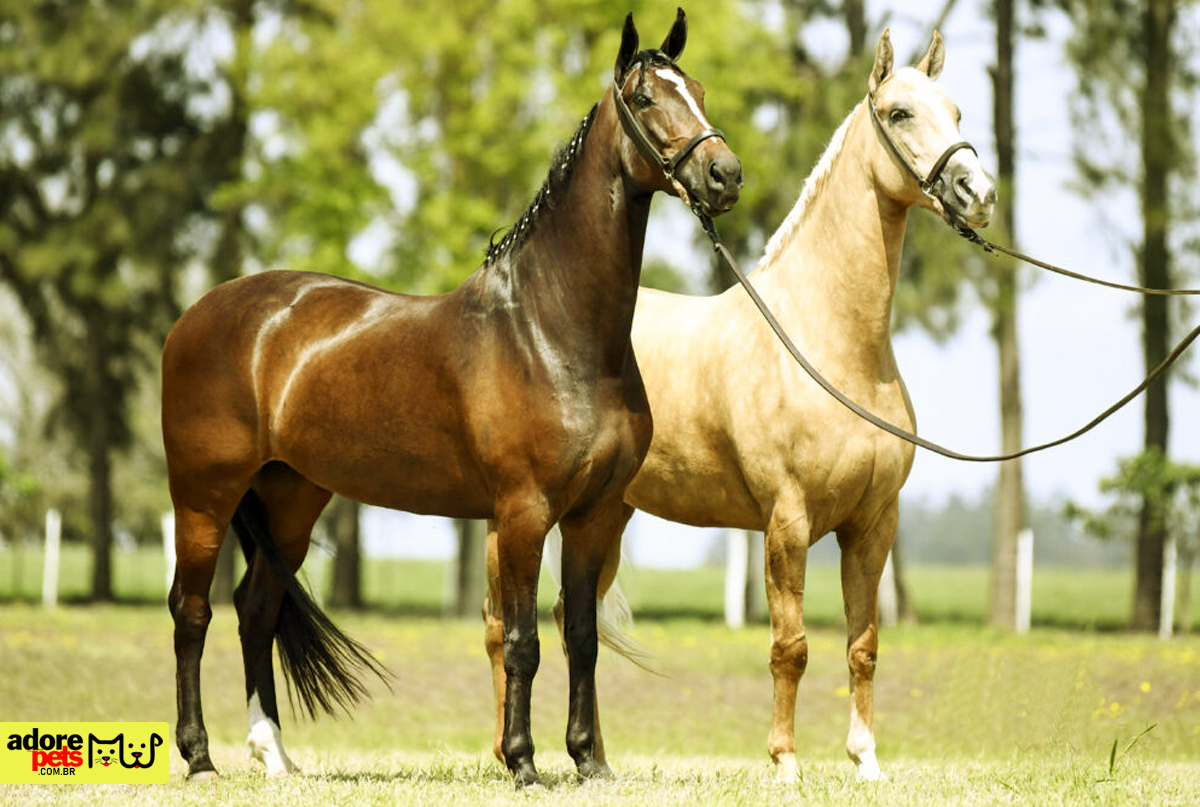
[868,90,977,197]
[612,59,726,187]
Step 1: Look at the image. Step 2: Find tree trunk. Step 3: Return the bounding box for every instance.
[328,496,363,609]
[450,519,487,618]
[84,303,114,602]
[987,0,1027,630]
[1131,0,1174,632]
[1178,545,1193,635]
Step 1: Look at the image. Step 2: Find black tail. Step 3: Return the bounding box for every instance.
[231,490,392,719]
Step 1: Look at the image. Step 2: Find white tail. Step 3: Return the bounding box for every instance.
[544,526,658,673]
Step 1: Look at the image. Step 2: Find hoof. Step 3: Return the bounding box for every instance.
[511,760,540,789]
[773,753,800,782]
[577,759,615,782]
[187,769,219,783]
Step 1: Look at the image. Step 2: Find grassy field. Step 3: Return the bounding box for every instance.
[1,599,1198,805]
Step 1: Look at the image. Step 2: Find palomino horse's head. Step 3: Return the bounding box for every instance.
[866,30,995,229]
[611,9,742,217]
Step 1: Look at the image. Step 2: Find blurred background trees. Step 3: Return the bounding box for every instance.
[0,0,1196,632]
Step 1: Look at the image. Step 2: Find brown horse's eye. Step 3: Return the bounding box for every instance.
[632,92,654,109]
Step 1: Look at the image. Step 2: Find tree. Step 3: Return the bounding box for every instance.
[0,0,225,600]
[1066,449,1200,633]
[1061,0,1196,630]
[984,0,1028,629]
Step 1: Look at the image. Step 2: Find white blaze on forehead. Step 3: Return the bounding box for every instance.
[655,68,710,127]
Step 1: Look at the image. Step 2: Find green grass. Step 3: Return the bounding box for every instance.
[1,605,1198,805]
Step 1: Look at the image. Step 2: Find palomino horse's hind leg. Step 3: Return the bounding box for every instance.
[763,503,812,781]
[836,500,899,782]
[556,493,629,780]
[483,520,507,764]
[493,493,555,787]
[234,467,332,776]
[169,505,234,779]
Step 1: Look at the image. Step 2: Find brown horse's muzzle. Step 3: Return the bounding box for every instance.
[681,144,742,217]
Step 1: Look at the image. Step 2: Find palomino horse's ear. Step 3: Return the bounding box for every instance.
[615,13,639,83]
[869,28,893,95]
[660,7,687,61]
[916,30,945,80]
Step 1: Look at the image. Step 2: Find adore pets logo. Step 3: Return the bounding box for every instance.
[0,723,169,784]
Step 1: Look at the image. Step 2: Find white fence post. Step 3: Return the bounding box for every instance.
[1015,528,1034,635]
[878,550,898,628]
[1159,534,1177,640]
[42,508,61,609]
[162,511,176,596]
[724,530,748,629]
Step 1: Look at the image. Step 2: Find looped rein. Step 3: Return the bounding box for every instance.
[691,210,1200,463]
[612,66,726,190]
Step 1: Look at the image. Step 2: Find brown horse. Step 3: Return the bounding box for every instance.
[487,30,994,780]
[163,9,740,787]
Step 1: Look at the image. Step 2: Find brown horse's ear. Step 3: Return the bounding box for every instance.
[615,13,639,83]
[660,7,687,61]
[916,30,945,80]
[869,28,893,95]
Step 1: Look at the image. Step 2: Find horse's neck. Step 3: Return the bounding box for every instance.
[754,110,908,372]
[492,108,649,366]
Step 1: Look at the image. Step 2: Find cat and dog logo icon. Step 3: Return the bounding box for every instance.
[1,722,169,784]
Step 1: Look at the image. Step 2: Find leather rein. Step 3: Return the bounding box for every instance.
[687,100,1200,462]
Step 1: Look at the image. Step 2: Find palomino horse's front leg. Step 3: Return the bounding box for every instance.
[169,507,228,780]
[556,493,627,781]
[494,495,554,787]
[836,501,899,782]
[762,504,812,781]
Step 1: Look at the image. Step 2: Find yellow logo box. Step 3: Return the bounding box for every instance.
[0,722,169,784]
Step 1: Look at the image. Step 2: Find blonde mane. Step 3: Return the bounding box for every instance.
[759,100,863,267]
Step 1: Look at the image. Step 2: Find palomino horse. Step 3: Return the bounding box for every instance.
[163,9,740,786]
[487,30,994,780]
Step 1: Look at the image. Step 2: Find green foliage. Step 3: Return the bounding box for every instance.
[1066,448,1200,555]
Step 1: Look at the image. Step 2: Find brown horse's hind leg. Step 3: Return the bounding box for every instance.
[836,500,898,782]
[557,494,628,781]
[234,466,332,776]
[763,504,812,781]
[169,505,234,780]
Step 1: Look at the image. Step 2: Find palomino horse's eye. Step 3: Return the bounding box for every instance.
[888,107,912,124]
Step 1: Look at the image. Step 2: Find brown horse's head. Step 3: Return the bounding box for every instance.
[611,9,742,217]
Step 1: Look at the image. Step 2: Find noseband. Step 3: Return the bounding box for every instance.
[612,62,726,185]
[868,91,976,195]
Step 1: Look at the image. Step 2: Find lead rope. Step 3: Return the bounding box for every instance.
[955,226,1200,295]
[692,209,1200,463]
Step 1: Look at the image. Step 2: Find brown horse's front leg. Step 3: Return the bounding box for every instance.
[836,501,898,782]
[558,497,627,782]
[763,506,812,781]
[495,497,552,787]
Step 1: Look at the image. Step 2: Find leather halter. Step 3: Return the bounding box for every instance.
[868,91,976,195]
[612,61,726,184]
